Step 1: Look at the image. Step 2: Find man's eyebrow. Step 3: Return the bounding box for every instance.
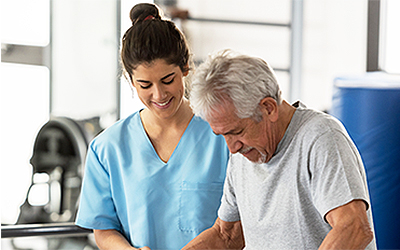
[222,130,236,136]
[213,129,239,136]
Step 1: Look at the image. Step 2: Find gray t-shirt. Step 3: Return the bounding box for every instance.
[218,102,376,249]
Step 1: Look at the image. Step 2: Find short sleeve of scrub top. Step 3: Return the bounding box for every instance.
[75,111,229,250]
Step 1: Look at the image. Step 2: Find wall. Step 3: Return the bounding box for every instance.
[51,0,119,120]
[176,0,367,111]
[302,0,367,110]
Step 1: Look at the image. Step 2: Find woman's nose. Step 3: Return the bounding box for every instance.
[153,84,167,100]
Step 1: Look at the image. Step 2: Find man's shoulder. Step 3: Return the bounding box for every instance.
[295,108,345,137]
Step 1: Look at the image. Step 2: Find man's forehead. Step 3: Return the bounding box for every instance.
[207,107,241,135]
[206,104,235,122]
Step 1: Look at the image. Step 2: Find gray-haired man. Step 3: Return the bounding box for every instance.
[183,50,376,250]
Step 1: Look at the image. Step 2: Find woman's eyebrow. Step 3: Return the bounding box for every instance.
[161,72,175,81]
[136,79,151,83]
[136,72,175,83]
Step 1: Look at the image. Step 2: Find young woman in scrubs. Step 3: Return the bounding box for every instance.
[75,3,229,250]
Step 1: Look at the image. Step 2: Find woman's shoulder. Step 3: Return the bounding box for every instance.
[189,115,220,137]
[91,110,141,146]
[191,115,213,130]
[189,116,227,148]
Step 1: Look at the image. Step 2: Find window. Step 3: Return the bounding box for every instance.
[381,0,400,73]
[1,0,51,224]
[0,63,50,224]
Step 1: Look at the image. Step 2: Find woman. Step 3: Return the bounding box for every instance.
[75,3,229,250]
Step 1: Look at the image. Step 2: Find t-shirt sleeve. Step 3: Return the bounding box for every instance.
[218,156,241,222]
[75,142,122,230]
[310,128,370,221]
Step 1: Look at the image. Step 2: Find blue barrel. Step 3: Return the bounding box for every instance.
[330,72,400,249]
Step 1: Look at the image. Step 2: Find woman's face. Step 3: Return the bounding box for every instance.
[132,59,188,120]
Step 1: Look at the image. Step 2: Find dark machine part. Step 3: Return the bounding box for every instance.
[154,0,189,20]
[16,116,102,225]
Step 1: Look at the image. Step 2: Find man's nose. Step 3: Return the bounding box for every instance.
[225,136,242,154]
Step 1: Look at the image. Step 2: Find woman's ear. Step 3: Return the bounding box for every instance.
[183,63,190,77]
[130,74,138,91]
[259,97,279,122]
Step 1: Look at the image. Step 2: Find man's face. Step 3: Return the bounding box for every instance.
[207,101,279,164]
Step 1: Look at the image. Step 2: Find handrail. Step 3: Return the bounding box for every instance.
[187,16,290,28]
[1,223,92,238]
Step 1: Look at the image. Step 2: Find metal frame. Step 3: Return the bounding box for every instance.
[1,44,50,67]
[367,0,381,72]
[116,0,122,120]
[187,17,290,28]
[289,0,304,102]
[1,223,92,238]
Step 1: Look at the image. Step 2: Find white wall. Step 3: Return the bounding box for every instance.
[179,0,292,104]
[1,64,50,224]
[51,0,119,120]
[302,0,367,110]
[177,0,367,111]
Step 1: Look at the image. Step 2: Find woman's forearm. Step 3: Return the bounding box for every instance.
[94,229,146,250]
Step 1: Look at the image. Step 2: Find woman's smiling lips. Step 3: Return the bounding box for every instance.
[153,97,173,109]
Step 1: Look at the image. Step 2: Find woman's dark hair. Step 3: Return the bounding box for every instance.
[121,3,191,83]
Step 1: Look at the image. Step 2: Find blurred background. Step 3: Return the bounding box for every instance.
[1,0,399,249]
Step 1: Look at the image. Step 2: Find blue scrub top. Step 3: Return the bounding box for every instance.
[76,111,229,249]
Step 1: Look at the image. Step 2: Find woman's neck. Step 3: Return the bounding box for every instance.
[141,98,194,132]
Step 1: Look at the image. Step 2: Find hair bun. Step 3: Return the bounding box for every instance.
[130,3,162,25]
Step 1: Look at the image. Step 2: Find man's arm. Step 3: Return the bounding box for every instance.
[182,218,245,250]
[94,229,150,250]
[319,199,374,249]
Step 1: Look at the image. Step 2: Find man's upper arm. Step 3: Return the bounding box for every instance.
[325,199,369,226]
[320,199,374,249]
[310,129,370,220]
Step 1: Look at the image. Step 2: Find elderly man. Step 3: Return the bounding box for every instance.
[183,50,376,249]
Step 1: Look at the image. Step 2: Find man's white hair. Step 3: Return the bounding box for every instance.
[190,49,282,121]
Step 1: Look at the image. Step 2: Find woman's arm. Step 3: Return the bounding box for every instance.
[93,229,150,250]
[182,218,244,250]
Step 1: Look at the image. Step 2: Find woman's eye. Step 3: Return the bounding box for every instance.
[163,78,174,85]
[140,84,151,89]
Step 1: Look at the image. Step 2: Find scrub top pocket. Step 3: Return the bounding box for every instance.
[179,181,224,233]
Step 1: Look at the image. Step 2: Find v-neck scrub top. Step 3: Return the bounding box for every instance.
[76,111,229,249]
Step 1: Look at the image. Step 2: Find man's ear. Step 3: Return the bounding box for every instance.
[259,97,279,122]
